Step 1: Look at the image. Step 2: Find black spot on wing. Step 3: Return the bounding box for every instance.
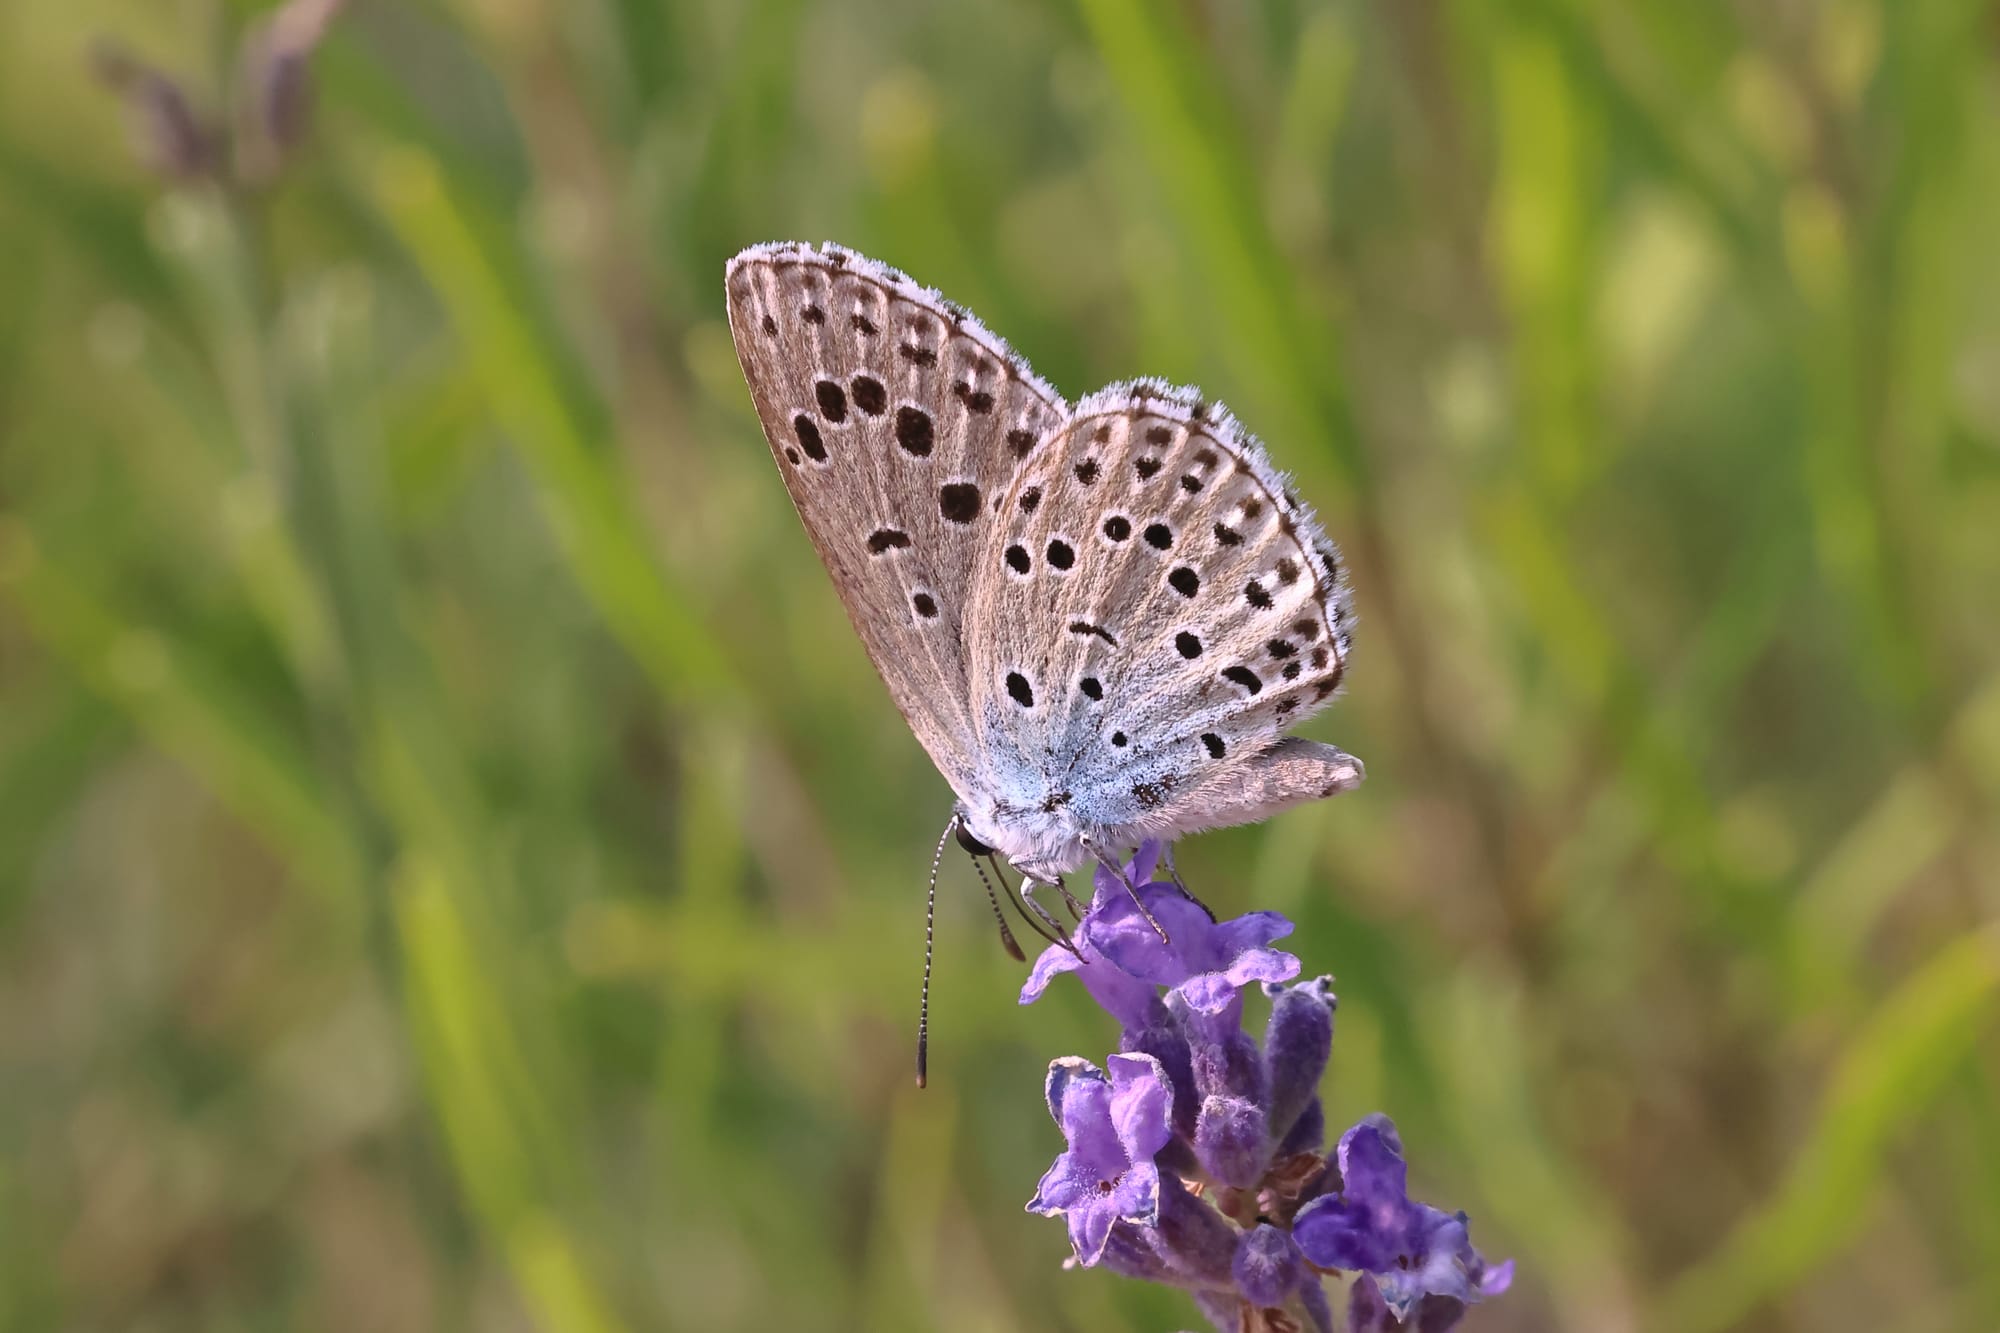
[851,376,888,415]
[940,483,981,523]
[1006,671,1034,708]
[896,407,935,456]
[815,380,847,422]
[1223,666,1263,695]
[793,414,827,462]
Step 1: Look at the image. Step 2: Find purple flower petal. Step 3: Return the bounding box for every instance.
[1020,944,1084,1005]
[1108,1052,1174,1161]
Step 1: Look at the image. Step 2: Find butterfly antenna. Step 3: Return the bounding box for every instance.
[916,815,954,1089]
[969,853,1027,961]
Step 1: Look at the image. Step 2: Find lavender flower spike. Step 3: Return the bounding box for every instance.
[1023,844,1511,1332]
[1028,1053,1175,1266]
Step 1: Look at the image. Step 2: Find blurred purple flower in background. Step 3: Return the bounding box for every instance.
[1023,844,1511,1333]
[90,0,347,189]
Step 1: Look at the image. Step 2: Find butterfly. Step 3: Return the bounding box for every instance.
[725,242,1362,964]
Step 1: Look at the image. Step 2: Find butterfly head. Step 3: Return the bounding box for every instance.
[954,798,1094,884]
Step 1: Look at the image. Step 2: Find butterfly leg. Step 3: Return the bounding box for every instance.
[1019,876,1083,956]
[1161,844,1217,923]
[1081,836,1171,944]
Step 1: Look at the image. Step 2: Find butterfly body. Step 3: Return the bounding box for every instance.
[726,242,1362,888]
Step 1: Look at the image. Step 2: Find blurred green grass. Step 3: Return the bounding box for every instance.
[2,1,1999,1331]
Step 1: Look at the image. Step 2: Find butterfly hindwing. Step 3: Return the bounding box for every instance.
[726,243,1069,791]
[966,382,1352,836]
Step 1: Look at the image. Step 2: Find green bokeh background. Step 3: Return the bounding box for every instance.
[4,2,2000,1330]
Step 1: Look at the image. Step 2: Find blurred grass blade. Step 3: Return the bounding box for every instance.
[1073,0,1363,497]
[1658,925,2000,1333]
[396,857,634,1333]
[366,145,734,708]
[0,523,360,910]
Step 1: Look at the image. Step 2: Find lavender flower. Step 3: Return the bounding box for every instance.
[1294,1116,1513,1324]
[1022,843,1511,1332]
[1027,1054,1174,1265]
[91,0,345,188]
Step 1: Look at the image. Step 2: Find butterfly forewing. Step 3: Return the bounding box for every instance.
[966,381,1352,833]
[726,243,1069,791]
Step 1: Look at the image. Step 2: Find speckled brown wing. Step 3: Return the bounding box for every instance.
[964,380,1355,837]
[725,242,1070,793]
